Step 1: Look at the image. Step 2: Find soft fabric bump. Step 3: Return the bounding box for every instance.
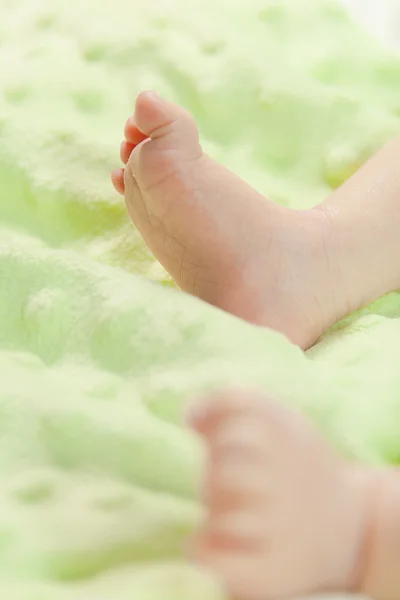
[0,0,400,597]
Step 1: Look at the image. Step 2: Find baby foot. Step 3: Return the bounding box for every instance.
[187,390,373,600]
[112,91,348,349]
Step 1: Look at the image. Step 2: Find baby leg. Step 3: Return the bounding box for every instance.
[320,135,400,310]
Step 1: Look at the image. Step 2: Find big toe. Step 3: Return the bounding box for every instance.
[124,91,203,201]
[134,91,201,157]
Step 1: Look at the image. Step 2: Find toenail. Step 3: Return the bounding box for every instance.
[144,90,163,102]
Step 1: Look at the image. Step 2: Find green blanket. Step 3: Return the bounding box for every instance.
[1,0,400,597]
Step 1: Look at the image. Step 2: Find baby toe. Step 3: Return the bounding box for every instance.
[120,140,135,164]
[111,168,125,195]
[124,116,148,145]
[134,91,200,156]
[187,389,260,434]
[204,424,270,514]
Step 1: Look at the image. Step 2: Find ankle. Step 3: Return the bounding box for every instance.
[307,206,354,319]
[315,197,400,309]
[310,204,346,286]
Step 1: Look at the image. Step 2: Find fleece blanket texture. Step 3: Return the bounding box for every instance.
[0,0,399,597]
